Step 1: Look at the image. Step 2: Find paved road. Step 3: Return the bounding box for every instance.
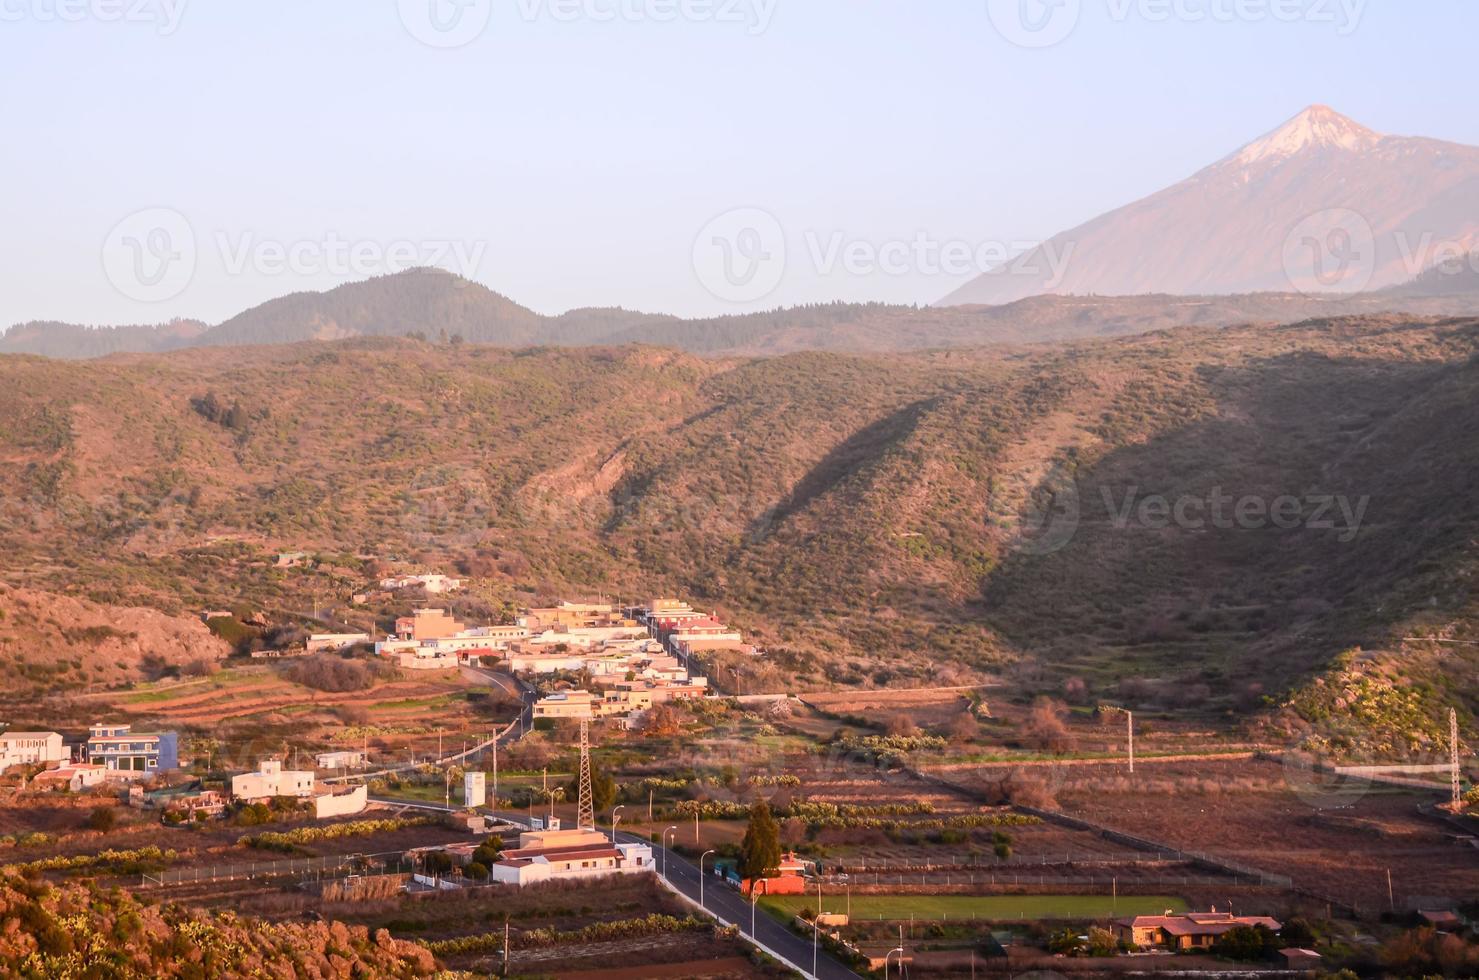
[615,830,863,980]
[370,796,859,979]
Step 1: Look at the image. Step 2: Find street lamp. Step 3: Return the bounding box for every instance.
[611,804,624,844]
[699,849,715,910]
[884,946,904,980]
[661,826,677,880]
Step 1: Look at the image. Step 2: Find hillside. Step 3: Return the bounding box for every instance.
[0,872,435,976]
[943,105,1479,305]
[7,267,1479,359]
[1,320,1477,745]
[0,585,228,692]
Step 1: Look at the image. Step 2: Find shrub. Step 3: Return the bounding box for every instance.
[84,806,117,832]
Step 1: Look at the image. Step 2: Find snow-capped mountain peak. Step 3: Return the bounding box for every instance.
[1231,104,1382,166]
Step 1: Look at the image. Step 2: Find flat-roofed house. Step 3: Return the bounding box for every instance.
[85,724,179,776]
[0,731,67,770]
[231,759,316,801]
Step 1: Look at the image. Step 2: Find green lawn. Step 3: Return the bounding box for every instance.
[761,894,1186,922]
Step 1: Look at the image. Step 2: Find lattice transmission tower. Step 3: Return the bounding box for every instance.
[577,718,594,831]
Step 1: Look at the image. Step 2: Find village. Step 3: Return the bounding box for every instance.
[0,568,1475,977]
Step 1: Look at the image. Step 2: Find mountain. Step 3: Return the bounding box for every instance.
[941,106,1479,305]
[2,318,1477,747]
[7,266,1479,359]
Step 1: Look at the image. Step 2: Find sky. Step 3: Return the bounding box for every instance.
[1,0,1475,327]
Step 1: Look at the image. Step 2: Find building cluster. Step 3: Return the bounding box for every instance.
[2,724,368,819]
[367,598,757,725]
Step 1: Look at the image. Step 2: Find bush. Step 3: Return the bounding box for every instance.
[84,806,117,832]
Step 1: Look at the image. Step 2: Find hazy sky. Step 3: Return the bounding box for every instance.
[1,1,1474,326]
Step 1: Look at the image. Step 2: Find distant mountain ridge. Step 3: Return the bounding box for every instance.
[7,265,1479,360]
[941,105,1479,306]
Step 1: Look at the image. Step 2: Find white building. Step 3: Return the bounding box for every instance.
[306,633,372,654]
[231,759,316,801]
[315,750,367,770]
[380,574,463,594]
[464,771,486,808]
[491,827,654,887]
[0,731,67,770]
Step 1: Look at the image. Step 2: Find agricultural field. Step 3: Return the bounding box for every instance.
[44,661,524,771]
[761,893,1188,922]
[1043,756,1479,914]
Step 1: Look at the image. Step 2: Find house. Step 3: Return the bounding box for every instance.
[315,750,367,770]
[31,763,108,792]
[1113,910,1282,951]
[232,759,315,801]
[742,852,812,896]
[1281,948,1323,970]
[380,574,462,594]
[0,731,67,770]
[523,601,621,630]
[306,633,372,654]
[1418,909,1464,932]
[276,552,310,568]
[85,724,179,776]
[489,826,653,886]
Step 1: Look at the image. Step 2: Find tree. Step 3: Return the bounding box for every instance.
[1213,924,1277,961]
[738,800,781,885]
[1021,697,1074,752]
[565,762,618,816]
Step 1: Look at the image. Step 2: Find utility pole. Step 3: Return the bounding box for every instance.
[501,918,509,978]
[1386,868,1394,912]
[1127,709,1134,775]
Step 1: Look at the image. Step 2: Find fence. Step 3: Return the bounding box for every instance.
[140,849,408,888]
[821,871,1280,889]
